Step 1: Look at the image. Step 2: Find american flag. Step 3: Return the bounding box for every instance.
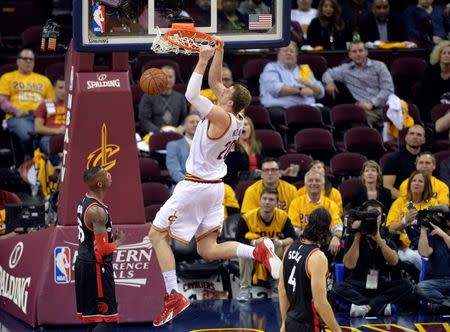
[248,14,272,30]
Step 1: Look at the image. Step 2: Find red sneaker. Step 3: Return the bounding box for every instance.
[253,238,281,279]
[153,291,190,326]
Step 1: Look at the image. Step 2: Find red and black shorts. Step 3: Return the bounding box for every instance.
[75,259,118,323]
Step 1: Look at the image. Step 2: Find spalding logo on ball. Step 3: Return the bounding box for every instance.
[140,68,169,96]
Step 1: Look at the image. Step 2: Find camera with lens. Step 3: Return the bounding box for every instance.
[417,205,450,231]
[347,209,380,236]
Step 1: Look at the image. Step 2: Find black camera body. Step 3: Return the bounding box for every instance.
[347,209,380,236]
[417,207,450,231]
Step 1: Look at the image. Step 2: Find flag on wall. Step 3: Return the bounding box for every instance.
[248,14,272,30]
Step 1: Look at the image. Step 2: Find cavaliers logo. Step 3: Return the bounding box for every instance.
[86,123,120,171]
[97,301,109,314]
[168,212,177,226]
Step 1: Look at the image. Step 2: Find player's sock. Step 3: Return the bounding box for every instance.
[236,243,255,259]
[162,270,178,294]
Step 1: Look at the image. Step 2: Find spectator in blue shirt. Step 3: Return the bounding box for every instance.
[259,41,325,129]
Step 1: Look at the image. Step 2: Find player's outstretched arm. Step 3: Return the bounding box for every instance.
[310,251,342,332]
[208,37,226,98]
[185,46,230,130]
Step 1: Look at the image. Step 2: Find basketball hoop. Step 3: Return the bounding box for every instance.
[151,23,215,55]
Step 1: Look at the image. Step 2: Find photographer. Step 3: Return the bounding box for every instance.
[333,200,413,318]
[416,209,450,312]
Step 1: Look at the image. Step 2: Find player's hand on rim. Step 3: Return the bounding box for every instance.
[213,36,224,49]
[198,45,215,61]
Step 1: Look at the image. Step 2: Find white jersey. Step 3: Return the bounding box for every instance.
[185,112,244,180]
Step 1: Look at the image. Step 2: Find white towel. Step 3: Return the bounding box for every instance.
[386,94,403,130]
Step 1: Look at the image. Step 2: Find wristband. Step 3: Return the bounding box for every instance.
[94,233,118,257]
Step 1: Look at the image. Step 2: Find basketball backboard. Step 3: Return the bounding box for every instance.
[73,0,291,52]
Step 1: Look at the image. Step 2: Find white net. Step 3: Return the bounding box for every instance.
[150,27,215,55]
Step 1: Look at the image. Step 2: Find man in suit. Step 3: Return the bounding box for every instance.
[360,0,406,42]
[166,113,201,183]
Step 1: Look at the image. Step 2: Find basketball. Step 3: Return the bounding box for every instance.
[140,68,168,96]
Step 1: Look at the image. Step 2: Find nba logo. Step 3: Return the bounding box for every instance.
[54,247,71,284]
[92,4,105,33]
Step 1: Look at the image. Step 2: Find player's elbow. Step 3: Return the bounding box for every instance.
[185,90,198,104]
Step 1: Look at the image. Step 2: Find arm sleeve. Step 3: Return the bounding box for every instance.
[310,73,325,99]
[322,64,347,84]
[287,198,301,228]
[166,141,186,183]
[403,7,420,40]
[235,216,251,245]
[185,72,214,118]
[259,63,285,97]
[306,19,322,47]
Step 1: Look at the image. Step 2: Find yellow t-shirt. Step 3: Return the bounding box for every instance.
[223,183,239,219]
[0,70,55,119]
[288,194,342,232]
[399,176,449,205]
[243,207,290,239]
[297,186,343,214]
[386,197,439,248]
[241,180,298,214]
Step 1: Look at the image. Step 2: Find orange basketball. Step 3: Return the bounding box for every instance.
[139,68,168,96]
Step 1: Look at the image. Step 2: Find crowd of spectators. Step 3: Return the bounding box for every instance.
[0,0,449,318]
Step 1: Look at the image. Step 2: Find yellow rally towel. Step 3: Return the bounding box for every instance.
[298,64,313,81]
[378,42,408,49]
[244,233,269,284]
[387,100,414,139]
[33,149,55,197]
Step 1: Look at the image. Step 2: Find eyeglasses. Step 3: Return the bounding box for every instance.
[261,168,279,173]
[18,57,34,62]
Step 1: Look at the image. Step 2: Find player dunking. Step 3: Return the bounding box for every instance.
[148,40,281,327]
[279,208,341,332]
[75,167,125,332]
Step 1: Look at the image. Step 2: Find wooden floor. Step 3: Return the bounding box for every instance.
[1,299,449,332]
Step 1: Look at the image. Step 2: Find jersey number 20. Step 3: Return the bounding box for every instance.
[217,140,237,160]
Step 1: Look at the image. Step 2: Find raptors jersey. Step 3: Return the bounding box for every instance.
[185,112,244,180]
[283,239,323,330]
[76,194,114,263]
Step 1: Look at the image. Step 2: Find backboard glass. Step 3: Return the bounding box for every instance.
[73,0,291,52]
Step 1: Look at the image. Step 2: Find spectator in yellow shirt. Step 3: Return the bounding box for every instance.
[288,169,343,255]
[236,187,296,301]
[297,160,343,213]
[0,49,55,161]
[241,158,298,214]
[223,183,239,219]
[398,152,449,205]
[386,170,439,271]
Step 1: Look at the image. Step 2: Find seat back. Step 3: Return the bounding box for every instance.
[294,128,336,163]
[245,105,274,130]
[242,58,274,96]
[344,127,386,161]
[141,182,170,206]
[330,152,367,180]
[278,153,313,178]
[255,129,286,158]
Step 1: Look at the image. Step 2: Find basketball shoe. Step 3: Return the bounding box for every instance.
[153,290,190,326]
[253,238,282,279]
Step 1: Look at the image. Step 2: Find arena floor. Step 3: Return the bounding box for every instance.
[1,299,449,332]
